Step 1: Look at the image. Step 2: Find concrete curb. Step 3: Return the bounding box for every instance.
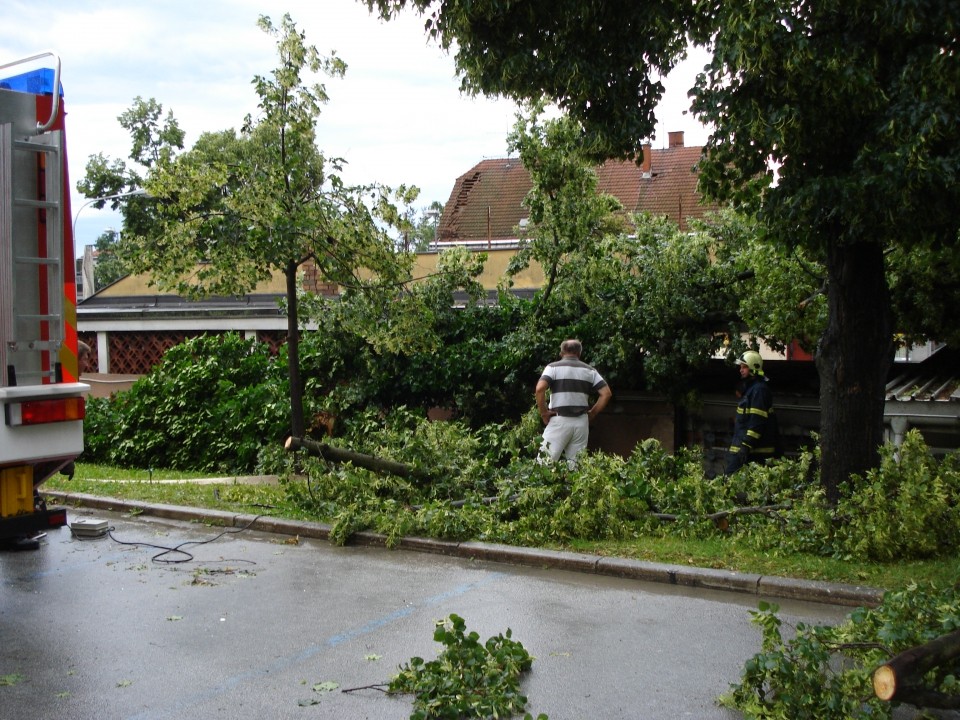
[46,490,884,609]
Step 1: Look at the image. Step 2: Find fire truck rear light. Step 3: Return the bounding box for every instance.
[47,508,68,527]
[6,397,85,426]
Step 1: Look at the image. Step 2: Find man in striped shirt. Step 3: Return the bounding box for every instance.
[535,339,612,469]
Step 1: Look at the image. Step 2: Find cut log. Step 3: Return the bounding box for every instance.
[873,629,960,708]
[284,436,432,482]
[650,504,791,524]
[706,504,791,521]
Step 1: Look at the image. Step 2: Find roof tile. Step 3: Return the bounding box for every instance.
[438,141,717,243]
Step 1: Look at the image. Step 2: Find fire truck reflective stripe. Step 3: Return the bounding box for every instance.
[60,291,78,381]
[6,396,84,426]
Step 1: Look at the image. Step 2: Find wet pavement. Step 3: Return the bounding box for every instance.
[0,508,855,719]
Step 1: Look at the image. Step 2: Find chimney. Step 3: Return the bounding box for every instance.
[641,143,652,178]
[668,131,685,148]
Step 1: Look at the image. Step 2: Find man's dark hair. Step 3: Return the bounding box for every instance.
[560,339,582,357]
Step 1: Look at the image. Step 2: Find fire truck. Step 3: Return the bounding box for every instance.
[0,52,86,548]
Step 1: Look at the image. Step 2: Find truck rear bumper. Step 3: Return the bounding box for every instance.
[0,504,68,541]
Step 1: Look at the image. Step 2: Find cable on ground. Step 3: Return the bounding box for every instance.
[74,514,265,564]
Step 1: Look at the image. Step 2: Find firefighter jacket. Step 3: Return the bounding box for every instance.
[725,375,779,474]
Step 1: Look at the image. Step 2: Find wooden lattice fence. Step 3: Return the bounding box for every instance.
[78,330,286,375]
[110,331,207,374]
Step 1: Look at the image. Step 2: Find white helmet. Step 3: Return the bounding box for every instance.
[737,350,763,375]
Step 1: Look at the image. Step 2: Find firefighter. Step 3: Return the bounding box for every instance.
[725,350,780,474]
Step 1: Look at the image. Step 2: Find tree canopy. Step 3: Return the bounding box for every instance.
[504,104,627,309]
[116,14,417,437]
[367,0,695,160]
[691,0,960,499]
[125,15,414,300]
[77,96,183,238]
[366,0,960,500]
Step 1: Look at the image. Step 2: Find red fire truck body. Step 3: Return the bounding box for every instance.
[0,52,86,542]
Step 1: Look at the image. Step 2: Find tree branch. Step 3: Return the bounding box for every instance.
[341,683,390,694]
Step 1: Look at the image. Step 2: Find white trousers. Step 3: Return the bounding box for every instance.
[539,414,589,469]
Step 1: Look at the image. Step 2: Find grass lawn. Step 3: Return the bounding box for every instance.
[43,463,959,594]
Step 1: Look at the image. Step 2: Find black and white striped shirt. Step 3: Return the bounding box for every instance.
[539,357,608,416]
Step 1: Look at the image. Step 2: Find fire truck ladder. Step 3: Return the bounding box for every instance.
[0,123,65,386]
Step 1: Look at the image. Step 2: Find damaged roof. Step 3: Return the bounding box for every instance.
[437,134,717,244]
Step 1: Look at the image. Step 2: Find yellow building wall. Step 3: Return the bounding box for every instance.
[97,249,542,298]
[412,248,545,291]
[95,269,287,297]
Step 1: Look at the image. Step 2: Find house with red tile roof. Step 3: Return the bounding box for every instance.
[436,131,715,245]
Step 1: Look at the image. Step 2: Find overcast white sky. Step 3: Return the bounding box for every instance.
[1,0,710,254]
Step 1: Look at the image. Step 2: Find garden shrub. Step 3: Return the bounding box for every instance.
[81,333,289,472]
[81,395,120,462]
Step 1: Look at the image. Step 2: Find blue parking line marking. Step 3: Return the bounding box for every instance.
[125,570,507,720]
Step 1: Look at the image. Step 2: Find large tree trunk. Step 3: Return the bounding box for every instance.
[285,261,305,438]
[815,241,894,504]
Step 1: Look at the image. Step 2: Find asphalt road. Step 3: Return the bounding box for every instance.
[1,509,853,720]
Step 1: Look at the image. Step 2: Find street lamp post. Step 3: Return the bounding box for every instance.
[71,188,148,246]
[72,188,148,299]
